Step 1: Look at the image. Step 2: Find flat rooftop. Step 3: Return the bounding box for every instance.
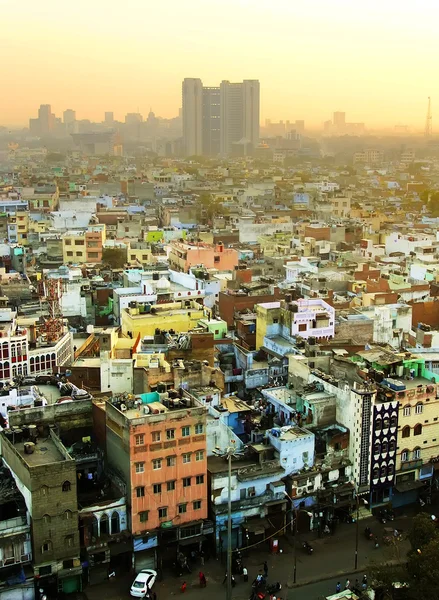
[14,437,66,466]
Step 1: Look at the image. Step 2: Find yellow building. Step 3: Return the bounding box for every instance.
[11,211,29,246]
[395,378,439,488]
[255,301,282,350]
[62,231,86,263]
[121,300,205,338]
[127,243,154,267]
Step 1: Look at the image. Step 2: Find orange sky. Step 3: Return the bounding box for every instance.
[1,0,438,129]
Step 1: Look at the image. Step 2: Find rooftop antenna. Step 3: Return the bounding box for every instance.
[425,97,432,137]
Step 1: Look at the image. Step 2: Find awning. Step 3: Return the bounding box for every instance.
[242,518,270,535]
[394,480,425,493]
[109,540,132,556]
[178,535,206,547]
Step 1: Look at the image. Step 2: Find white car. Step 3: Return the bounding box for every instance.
[130,569,157,598]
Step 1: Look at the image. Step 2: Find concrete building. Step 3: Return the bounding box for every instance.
[104,392,209,570]
[202,87,221,156]
[220,80,260,155]
[1,429,82,594]
[168,241,238,273]
[182,78,203,156]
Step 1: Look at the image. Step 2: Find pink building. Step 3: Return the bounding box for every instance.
[169,241,238,273]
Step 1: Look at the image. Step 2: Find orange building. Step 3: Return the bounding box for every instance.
[168,240,239,273]
[105,392,209,570]
[85,225,105,263]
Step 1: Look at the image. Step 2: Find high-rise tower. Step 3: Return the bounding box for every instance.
[182,78,203,156]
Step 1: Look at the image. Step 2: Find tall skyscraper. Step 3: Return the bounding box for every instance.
[38,104,55,134]
[220,80,260,155]
[242,79,260,149]
[104,112,114,125]
[182,78,203,156]
[63,109,76,124]
[333,111,346,130]
[202,87,220,156]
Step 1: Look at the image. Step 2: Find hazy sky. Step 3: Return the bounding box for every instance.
[1,0,438,129]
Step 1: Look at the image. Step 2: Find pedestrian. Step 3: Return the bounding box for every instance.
[263,561,268,578]
[243,566,248,582]
[200,549,205,566]
[345,579,351,590]
[362,575,368,588]
[336,582,341,593]
[222,572,228,585]
[181,581,187,594]
[199,572,207,588]
[231,575,236,588]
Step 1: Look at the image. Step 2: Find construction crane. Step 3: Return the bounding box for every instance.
[425,97,432,137]
[38,277,64,343]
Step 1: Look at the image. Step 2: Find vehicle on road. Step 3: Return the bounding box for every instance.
[130,569,157,598]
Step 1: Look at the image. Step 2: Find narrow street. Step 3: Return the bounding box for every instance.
[85,513,412,600]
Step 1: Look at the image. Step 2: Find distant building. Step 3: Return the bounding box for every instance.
[202,87,221,156]
[333,111,346,130]
[182,78,203,156]
[220,79,260,155]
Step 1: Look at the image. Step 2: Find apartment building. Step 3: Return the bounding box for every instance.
[168,241,238,273]
[105,392,209,570]
[1,429,82,595]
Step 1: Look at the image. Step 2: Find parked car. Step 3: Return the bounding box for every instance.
[130,569,157,598]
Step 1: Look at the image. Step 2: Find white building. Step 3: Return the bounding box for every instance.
[290,298,335,340]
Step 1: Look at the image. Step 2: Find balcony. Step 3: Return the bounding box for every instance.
[0,515,27,532]
[0,553,31,568]
[214,489,286,514]
[400,458,423,471]
[223,369,244,383]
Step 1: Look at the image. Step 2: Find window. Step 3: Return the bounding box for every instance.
[136,486,145,498]
[62,481,71,492]
[373,467,379,479]
[182,426,190,437]
[42,541,52,553]
[193,500,202,510]
[196,475,204,485]
[401,450,409,462]
[167,456,176,467]
[40,485,48,496]
[374,442,380,455]
[152,459,162,470]
[67,251,73,257]
[76,251,83,257]
[195,424,204,435]
[389,440,396,452]
[178,503,187,514]
[182,453,191,464]
[299,323,307,332]
[139,511,149,523]
[43,514,51,524]
[167,480,176,491]
[380,465,387,478]
[153,483,162,494]
[135,462,144,473]
[183,477,191,488]
[166,429,175,440]
[273,318,279,324]
[65,535,74,547]
[388,464,394,476]
[158,507,168,519]
[403,405,411,417]
[135,434,145,446]
[88,252,99,259]
[74,239,84,245]
[65,239,71,245]
[415,403,423,414]
[195,450,204,461]
[247,486,256,497]
[152,431,161,442]
[413,447,421,459]
[402,426,410,438]
[63,510,72,520]
[414,423,423,436]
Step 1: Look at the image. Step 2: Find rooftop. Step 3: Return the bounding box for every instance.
[11,434,68,467]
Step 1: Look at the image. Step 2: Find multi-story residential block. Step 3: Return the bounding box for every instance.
[0,461,33,597]
[105,391,209,570]
[1,428,82,595]
[168,241,239,273]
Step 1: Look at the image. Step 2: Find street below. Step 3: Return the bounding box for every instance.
[85,512,414,600]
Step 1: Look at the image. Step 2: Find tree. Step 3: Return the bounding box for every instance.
[101,248,126,269]
[407,538,439,600]
[429,192,439,216]
[408,513,438,552]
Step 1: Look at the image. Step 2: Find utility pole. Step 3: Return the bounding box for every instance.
[227,452,232,600]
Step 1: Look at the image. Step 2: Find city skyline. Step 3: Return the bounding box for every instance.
[1,0,438,129]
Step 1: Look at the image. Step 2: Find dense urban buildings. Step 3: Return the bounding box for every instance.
[1,85,439,600]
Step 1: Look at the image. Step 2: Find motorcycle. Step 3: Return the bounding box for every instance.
[364,527,373,540]
[266,582,282,594]
[302,541,313,555]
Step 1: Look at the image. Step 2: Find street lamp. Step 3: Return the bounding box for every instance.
[213,443,244,600]
[283,491,312,584]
